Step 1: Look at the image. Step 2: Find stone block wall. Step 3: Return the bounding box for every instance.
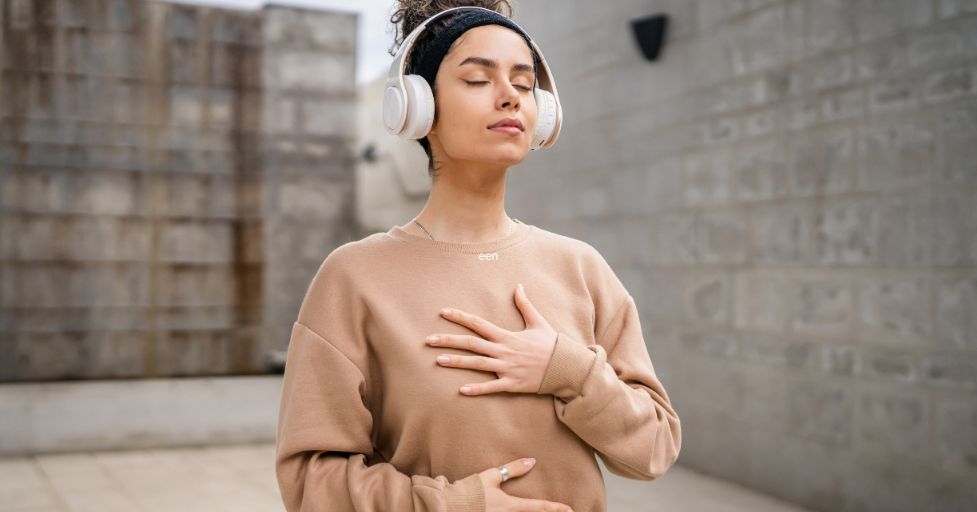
[511,1,976,510]
[0,0,356,380]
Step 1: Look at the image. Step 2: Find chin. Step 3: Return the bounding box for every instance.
[485,140,529,157]
[494,151,528,166]
[473,149,525,166]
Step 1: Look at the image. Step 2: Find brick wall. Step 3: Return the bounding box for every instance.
[511,1,976,510]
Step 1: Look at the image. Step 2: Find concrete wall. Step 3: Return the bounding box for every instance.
[509,1,976,511]
[0,374,281,456]
[0,0,357,381]
[259,4,359,370]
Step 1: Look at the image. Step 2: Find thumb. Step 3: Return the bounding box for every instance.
[513,283,544,329]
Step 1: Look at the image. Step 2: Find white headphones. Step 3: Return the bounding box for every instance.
[382,6,563,151]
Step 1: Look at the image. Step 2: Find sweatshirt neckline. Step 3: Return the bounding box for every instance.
[385,218,534,254]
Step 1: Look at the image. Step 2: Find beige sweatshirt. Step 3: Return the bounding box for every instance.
[275,219,681,512]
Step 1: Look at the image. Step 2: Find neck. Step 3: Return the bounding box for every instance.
[409,159,513,243]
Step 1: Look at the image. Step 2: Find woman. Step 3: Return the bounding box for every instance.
[274,2,682,511]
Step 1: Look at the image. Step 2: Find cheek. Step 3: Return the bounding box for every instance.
[438,94,490,141]
[436,90,474,128]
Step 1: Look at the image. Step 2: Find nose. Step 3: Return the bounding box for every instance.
[497,82,520,111]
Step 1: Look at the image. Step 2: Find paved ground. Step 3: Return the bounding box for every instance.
[0,443,811,511]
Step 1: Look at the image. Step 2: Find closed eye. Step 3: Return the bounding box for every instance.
[464,80,532,92]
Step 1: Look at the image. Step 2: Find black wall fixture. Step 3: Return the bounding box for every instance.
[631,13,669,61]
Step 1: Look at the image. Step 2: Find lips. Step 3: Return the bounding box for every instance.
[488,118,524,131]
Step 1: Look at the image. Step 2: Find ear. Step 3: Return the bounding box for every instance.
[428,88,439,135]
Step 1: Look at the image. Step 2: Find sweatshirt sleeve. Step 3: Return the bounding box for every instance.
[276,320,485,512]
[535,290,682,481]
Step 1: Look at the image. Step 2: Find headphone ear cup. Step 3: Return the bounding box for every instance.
[532,88,557,150]
[401,75,435,140]
[382,84,406,135]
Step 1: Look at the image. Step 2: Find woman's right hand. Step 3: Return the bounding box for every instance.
[477,458,574,512]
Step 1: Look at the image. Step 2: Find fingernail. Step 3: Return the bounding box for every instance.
[437,355,450,363]
[440,308,451,315]
[460,386,471,394]
[426,335,439,343]
[518,283,524,293]
[523,458,535,467]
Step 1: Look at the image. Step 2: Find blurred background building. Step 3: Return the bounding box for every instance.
[1,0,358,381]
[1,1,975,511]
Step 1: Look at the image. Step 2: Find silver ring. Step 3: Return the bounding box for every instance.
[498,466,509,482]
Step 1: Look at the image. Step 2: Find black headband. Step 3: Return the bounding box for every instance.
[413,9,540,90]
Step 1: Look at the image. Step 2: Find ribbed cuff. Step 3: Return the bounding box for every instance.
[536,332,599,400]
[443,472,485,512]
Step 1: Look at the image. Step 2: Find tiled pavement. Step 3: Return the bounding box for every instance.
[0,444,811,511]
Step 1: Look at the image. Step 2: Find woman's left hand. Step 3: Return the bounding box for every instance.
[426,283,558,396]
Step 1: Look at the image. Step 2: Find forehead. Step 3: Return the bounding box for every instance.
[444,25,534,65]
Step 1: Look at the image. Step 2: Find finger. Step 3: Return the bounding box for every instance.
[440,307,508,341]
[426,334,503,357]
[436,354,507,373]
[426,334,504,357]
[460,377,512,396]
[511,497,573,512]
[486,458,536,486]
[513,283,544,329]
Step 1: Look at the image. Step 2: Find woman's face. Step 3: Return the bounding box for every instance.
[427,25,538,168]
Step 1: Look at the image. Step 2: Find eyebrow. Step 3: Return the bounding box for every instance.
[457,56,534,75]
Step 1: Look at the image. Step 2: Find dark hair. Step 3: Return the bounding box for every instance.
[388,1,515,179]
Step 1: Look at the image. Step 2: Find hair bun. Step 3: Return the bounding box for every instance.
[388,0,513,56]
